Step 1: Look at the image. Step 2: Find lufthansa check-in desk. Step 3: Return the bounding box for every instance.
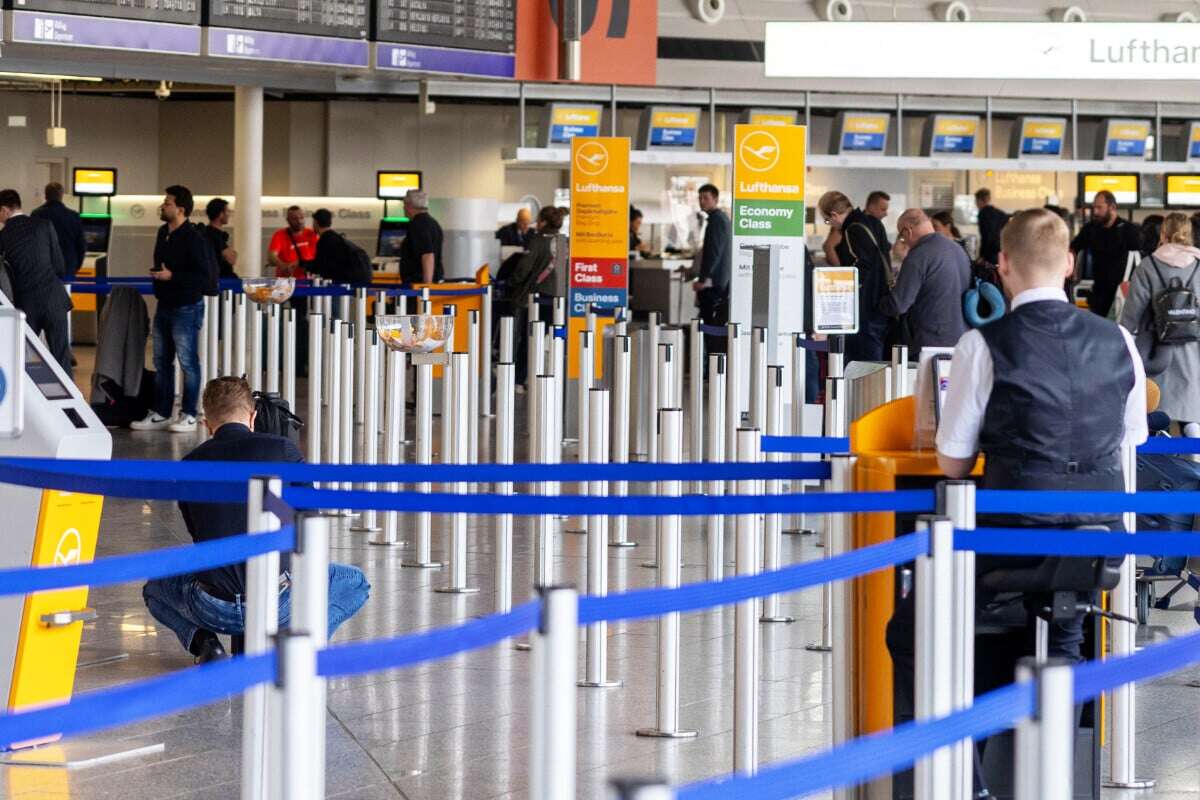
[851,395,1101,800]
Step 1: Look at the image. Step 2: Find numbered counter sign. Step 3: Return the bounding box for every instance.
[0,308,25,438]
[812,267,859,335]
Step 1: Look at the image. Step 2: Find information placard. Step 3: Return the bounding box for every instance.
[639,107,700,150]
[208,0,368,39]
[376,0,514,54]
[812,267,859,334]
[568,137,630,318]
[746,109,798,126]
[544,105,603,147]
[13,0,198,25]
[10,10,201,54]
[1187,122,1200,162]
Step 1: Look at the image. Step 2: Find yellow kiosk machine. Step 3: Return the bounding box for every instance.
[0,296,110,760]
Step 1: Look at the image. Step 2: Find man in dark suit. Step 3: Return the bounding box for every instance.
[142,377,370,664]
[0,188,72,374]
[693,183,731,355]
[32,182,86,282]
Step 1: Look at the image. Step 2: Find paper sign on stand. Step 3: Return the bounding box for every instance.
[812,267,860,335]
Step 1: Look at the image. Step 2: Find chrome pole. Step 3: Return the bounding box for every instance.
[940,480,977,800]
[609,335,635,548]
[353,288,368,463]
[403,351,442,568]
[372,347,406,547]
[288,513,329,799]
[283,307,296,412]
[1015,659,1075,800]
[221,289,233,376]
[481,286,494,417]
[351,332,382,533]
[749,327,767,430]
[495,361,515,613]
[579,389,620,689]
[241,477,282,800]
[527,319,546,443]
[249,300,263,391]
[636,409,696,740]
[437,352,477,594]
[760,366,794,623]
[468,310,481,467]
[500,315,514,363]
[305,313,324,465]
[339,324,354,514]
[266,303,280,395]
[706,353,726,581]
[324,319,342,472]
[530,587,579,800]
[642,343,675,570]
[234,292,247,379]
[914,516,955,800]
[785,334,816,537]
[535,373,558,587]
[724,322,741,543]
[733,428,761,775]
[689,319,704,492]
[646,312,660,462]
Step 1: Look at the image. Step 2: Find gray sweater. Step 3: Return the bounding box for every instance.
[878,232,971,352]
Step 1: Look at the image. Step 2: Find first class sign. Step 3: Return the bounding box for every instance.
[568,137,630,317]
[766,22,1200,80]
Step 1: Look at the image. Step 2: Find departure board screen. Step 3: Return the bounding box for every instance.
[10,0,200,25]
[209,0,369,39]
[377,0,515,53]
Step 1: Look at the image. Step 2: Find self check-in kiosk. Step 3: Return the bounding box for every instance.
[375,171,422,277]
[70,167,117,345]
[0,296,111,748]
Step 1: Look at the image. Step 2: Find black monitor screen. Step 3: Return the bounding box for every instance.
[25,338,71,400]
[378,227,407,258]
[81,218,111,253]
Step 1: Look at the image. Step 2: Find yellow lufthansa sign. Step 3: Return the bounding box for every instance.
[734,124,806,237]
[747,110,797,126]
[1023,120,1065,139]
[569,136,630,322]
[844,114,888,134]
[651,109,699,129]
[552,106,602,127]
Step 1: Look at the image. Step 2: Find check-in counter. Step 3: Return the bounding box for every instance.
[629,258,693,324]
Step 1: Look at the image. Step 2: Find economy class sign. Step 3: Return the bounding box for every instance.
[733,124,806,237]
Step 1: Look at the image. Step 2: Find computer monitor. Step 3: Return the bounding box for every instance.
[377,224,408,258]
[1079,173,1140,206]
[72,168,117,197]
[1164,174,1200,209]
[80,217,111,254]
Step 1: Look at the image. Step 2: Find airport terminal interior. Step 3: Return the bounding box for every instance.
[9,1,1200,799]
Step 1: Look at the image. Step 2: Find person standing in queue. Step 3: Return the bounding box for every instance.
[132,185,210,433]
[818,190,891,362]
[629,207,652,258]
[268,205,317,280]
[1071,190,1141,318]
[505,205,565,391]
[495,207,533,249]
[693,183,731,354]
[399,189,444,285]
[202,197,238,280]
[863,190,893,272]
[0,189,72,374]
[32,182,86,283]
[974,188,1010,267]
[142,377,370,663]
[878,209,971,353]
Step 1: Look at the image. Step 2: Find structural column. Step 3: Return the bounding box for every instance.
[234,86,264,277]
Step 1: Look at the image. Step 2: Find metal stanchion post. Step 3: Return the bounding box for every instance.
[749,327,766,429]
[610,779,676,799]
[610,335,635,548]
[403,348,442,568]
[249,300,263,391]
[535,374,558,586]
[891,345,910,399]
[642,343,675,569]
[206,295,220,384]
[494,362,515,612]
[468,310,481,466]
[500,316,514,363]
[829,453,857,774]
[198,298,210,398]
[481,286,494,417]
[637,409,697,740]
[221,290,233,376]
[914,516,955,800]
[266,304,280,395]
[234,293,247,378]
[351,333,382,533]
[724,322,741,539]
[278,631,318,800]
[283,308,296,412]
[733,428,761,774]
[324,320,342,471]
[939,480,977,800]
[306,313,324,464]
[1015,659,1074,800]
[552,330,565,450]
[785,334,816,536]
[372,347,406,547]
[288,513,330,799]
[580,389,620,689]
[241,477,283,800]
[437,352,477,594]
[553,296,566,327]
[353,288,368,462]
[440,306,458,476]
[527,319,545,440]
[529,587,578,800]
[565,329,593,537]
[706,354,726,581]
[807,402,845,655]
[338,286,350,324]
[339,325,354,513]
[761,366,794,624]
[689,319,703,491]
[646,312,660,462]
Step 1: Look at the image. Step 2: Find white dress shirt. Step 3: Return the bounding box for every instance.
[936,286,1148,460]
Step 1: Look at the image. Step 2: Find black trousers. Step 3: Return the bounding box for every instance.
[26,301,72,378]
[698,287,728,357]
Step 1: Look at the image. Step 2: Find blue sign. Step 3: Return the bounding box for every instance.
[550,124,600,144]
[376,43,515,79]
[1108,138,1146,157]
[209,28,368,67]
[1022,137,1062,155]
[1191,140,1200,159]
[933,134,975,154]
[569,288,628,317]
[11,10,201,55]
[650,127,697,147]
[842,132,885,151]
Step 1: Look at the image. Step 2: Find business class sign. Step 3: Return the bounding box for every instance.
[568,137,630,317]
[766,23,1200,80]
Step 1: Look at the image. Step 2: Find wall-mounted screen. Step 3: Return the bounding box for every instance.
[1100,119,1151,160]
[1010,116,1066,158]
[1080,173,1140,206]
[638,106,700,150]
[542,104,603,147]
[376,171,422,200]
[72,168,116,197]
[833,111,889,155]
[1164,174,1200,208]
[922,114,979,156]
[745,109,798,126]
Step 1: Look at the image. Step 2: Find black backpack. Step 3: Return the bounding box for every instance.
[341,235,373,286]
[193,222,221,297]
[253,391,303,445]
[1150,256,1200,344]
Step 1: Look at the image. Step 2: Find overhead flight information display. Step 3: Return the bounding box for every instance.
[10,0,199,24]
[376,0,515,53]
[209,0,369,39]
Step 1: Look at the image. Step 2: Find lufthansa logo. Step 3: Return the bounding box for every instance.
[739,130,781,173]
[575,141,609,176]
[54,528,83,566]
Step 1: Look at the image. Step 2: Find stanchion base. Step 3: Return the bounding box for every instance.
[563,527,586,535]
[1102,780,1156,790]
[636,728,698,739]
[340,510,358,518]
[805,642,832,652]
[367,537,407,547]
[578,679,623,688]
[641,561,658,569]
[514,641,532,651]
[350,525,383,533]
[608,541,638,549]
[401,561,445,569]
[760,616,796,624]
[434,586,481,594]
[783,528,817,536]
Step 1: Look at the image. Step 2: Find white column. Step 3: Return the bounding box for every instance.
[234,86,264,277]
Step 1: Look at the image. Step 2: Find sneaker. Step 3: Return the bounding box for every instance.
[168,415,198,434]
[130,412,172,431]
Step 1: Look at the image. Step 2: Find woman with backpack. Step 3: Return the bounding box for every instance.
[1120,212,1200,436]
[504,205,565,390]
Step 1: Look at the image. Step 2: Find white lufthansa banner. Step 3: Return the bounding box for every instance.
[766,22,1200,80]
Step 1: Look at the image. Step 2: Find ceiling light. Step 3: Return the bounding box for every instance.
[0,71,102,83]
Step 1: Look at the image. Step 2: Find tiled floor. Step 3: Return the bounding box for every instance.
[1,347,1199,799]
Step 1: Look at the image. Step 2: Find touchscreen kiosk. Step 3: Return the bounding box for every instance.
[80,216,111,255]
[376,170,422,256]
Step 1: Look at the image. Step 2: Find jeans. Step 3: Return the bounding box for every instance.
[152,300,205,418]
[142,563,371,651]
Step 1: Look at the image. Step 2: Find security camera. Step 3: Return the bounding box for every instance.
[155,80,171,100]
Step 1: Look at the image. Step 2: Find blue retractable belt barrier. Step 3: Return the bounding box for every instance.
[0,457,831,489]
[976,489,1200,515]
[1138,438,1200,454]
[318,601,540,678]
[0,653,275,746]
[1073,627,1200,703]
[0,461,247,502]
[0,526,294,595]
[282,487,936,516]
[578,532,927,624]
[957,528,1200,556]
[698,324,728,337]
[262,489,295,521]
[760,436,850,454]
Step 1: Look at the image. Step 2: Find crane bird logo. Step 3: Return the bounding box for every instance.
[575,142,610,176]
[739,131,782,173]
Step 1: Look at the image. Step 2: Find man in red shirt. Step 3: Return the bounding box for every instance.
[268,205,318,278]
